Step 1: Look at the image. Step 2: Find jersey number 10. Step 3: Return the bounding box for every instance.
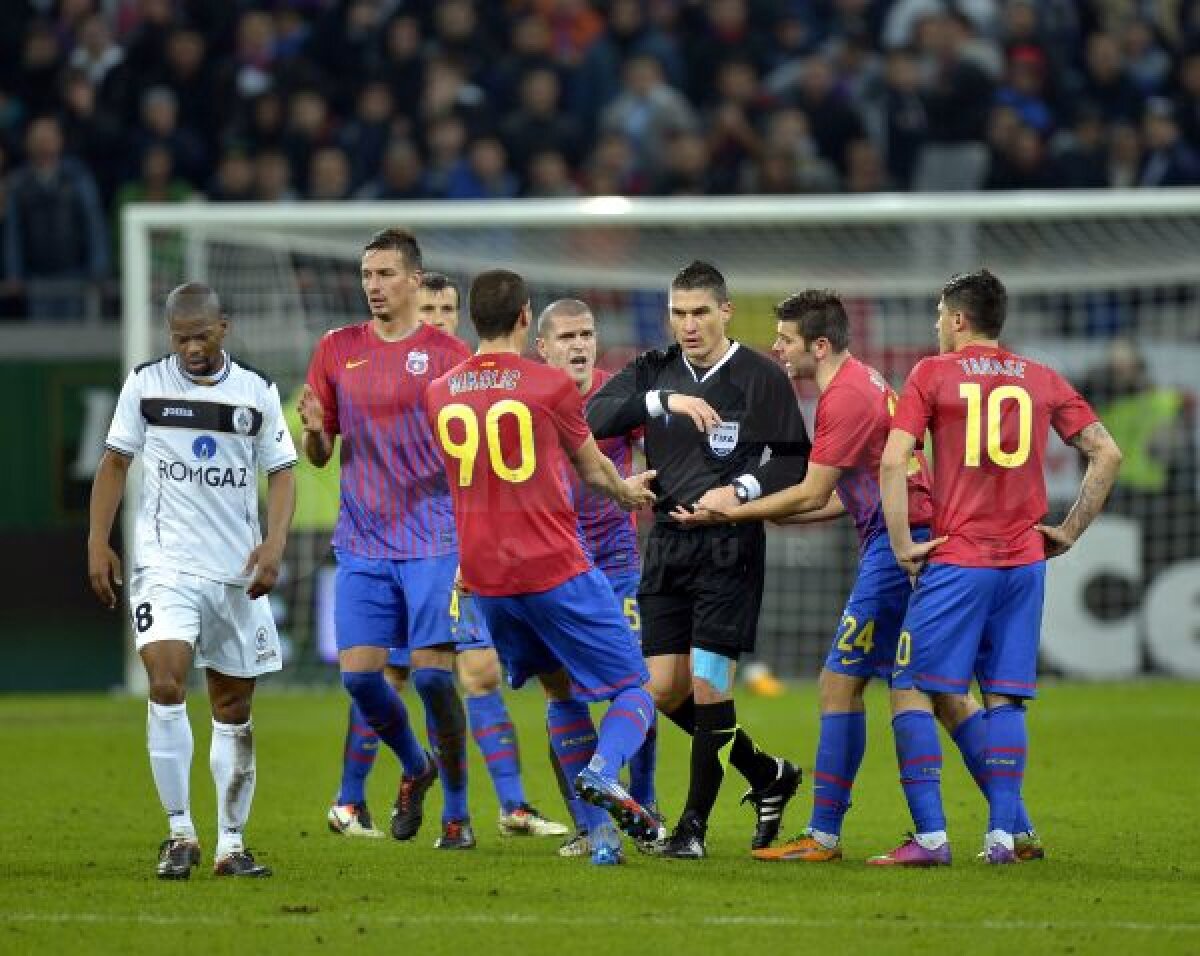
[437,400,536,486]
[959,383,1032,468]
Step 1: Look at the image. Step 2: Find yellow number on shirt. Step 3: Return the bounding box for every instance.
[485,399,536,483]
[436,400,536,486]
[623,597,641,634]
[437,404,481,486]
[895,630,912,667]
[959,383,1032,468]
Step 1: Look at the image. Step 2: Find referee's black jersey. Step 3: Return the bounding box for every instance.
[586,341,810,521]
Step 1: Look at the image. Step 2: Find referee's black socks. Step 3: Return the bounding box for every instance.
[685,699,738,823]
[666,694,779,793]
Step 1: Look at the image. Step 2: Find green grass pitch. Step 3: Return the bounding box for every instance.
[2,681,1197,955]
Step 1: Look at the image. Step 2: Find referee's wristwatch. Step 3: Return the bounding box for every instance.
[732,478,752,504]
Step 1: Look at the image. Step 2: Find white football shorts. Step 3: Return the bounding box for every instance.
[129,567,283,678]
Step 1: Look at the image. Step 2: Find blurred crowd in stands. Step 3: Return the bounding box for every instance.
[4,0,1200,317]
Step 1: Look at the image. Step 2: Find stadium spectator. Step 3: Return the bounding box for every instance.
[59,68,123,204]
[252,149,295,203]
[600,54,699,180]
[525,148,581,198]
[653,131,715,196]
[4,115,108,319]
[704,57,766,193]
[1079,338,1199,575]
[446,136,518,200]
[912,11,995,191]
[844,137,891,192]
[1137,97,1200,187]
[880,48,928,190]
[1107,122,1143,188]
[780,54,866,174]
[68,13,124,90]
[1051,102,1109,188]
[338,81,395,193]
[160,26,217,151]
[128,86,206,188]
[500,67,585,176]
[306,146,352,201]
[1080,32,1143,123]
[356,139,428,201]
[207,148,255,203]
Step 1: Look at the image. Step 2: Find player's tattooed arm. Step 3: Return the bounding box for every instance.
[1036,421,1123,559]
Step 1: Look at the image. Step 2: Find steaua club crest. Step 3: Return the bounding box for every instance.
[406,350,430,375]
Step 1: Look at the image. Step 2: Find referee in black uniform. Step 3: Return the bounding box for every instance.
[587,261,811,859]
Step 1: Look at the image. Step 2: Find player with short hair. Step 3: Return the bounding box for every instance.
[536,298,662,856]
[680,289,1037,861]
[328,271,567,841]
[587,261,811,860]
[88,282,297,879]
[426,269,661,866]
[871,269,1121,865]
[299,228,475,849]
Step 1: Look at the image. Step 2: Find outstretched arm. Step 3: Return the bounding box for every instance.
[87,450,131,609]
[772,490,846,525]
[568,436,657,511]
[1036,422,1123,558]
[671,463,840,526]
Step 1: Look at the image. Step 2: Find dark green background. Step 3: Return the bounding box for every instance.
[1,359,124,690]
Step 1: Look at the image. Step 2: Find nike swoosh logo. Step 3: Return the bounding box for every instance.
[345,359,368,369]
[840,657,860,666]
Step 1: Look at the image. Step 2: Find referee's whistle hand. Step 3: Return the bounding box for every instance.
[666,394,722,432]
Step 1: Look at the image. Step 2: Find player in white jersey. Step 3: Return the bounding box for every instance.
[88,282,297,880]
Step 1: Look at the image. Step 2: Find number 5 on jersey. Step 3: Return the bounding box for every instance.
[437,400,536,485]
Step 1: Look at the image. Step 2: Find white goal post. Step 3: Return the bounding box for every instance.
[120,192,1200,689]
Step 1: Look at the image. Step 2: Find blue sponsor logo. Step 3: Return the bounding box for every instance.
[192,435,217,460]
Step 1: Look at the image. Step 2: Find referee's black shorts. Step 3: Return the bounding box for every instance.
[638,521,766,660]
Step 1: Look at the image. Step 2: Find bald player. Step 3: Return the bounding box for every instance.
[88,282,297,879]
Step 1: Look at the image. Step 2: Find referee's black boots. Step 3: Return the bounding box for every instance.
[660,810,707,860]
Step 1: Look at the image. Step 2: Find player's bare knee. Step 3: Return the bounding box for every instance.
[384,665,408,694]
[932,692,978,730]
[147,676,186,706]
[817,668,866,713]
[411,645,455,671]
[538,668,573,702]
[457,650,500,695]
[691,647,736,704]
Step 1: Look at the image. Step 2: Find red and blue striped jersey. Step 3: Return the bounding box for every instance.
[810,356,934,552]
[575,369,641,575]
[307,321,471,559]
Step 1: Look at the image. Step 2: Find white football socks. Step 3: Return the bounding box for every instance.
[147,701,196,840]
[211,718,256,859]
[914,830,949,850]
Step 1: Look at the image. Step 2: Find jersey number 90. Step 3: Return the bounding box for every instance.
[437,400,536,486]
